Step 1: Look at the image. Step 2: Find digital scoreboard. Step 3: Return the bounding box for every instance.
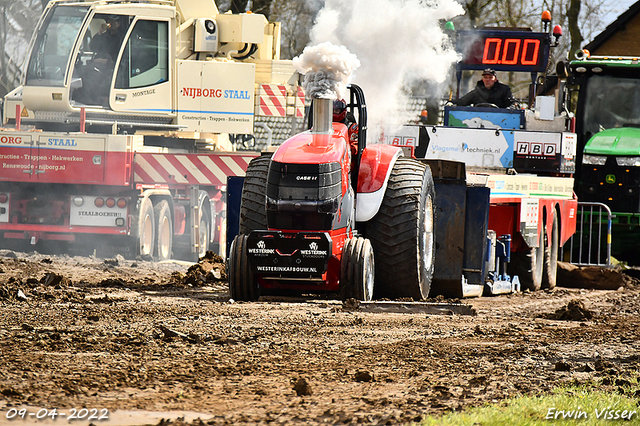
[456,30,551,73]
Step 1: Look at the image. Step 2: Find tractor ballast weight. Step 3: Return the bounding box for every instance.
[228,85,437,301]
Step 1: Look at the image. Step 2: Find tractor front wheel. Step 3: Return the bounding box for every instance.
[340,237,375,301]
[228,235,260,301]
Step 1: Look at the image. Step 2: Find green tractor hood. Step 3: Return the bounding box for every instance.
[584,127,640,156]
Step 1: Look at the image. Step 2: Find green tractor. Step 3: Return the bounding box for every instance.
[566,53,640,264]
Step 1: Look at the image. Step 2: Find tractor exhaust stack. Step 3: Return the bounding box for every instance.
[312,98,333,134]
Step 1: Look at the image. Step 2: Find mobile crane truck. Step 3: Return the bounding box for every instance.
[0,0,302,260]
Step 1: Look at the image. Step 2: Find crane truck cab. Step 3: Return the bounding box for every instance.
[5,0,294,144]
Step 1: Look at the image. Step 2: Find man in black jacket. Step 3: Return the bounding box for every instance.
[452,68,516,109]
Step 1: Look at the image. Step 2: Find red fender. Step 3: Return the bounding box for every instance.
[356,144,403,193]
[355,144,403,222]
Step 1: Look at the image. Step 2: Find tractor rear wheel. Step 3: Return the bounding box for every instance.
[228,234,260,301]
[510,227,544,291]
[239,153,272,234]
[542,210,559,290]
[367,158,436,300]
[340,237,375,301]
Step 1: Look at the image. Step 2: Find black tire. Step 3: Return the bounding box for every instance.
[228,235,260,301]
[197,210,211,259]
[510,226,544,291]
[134,198,155,259]
[543,210,559,290]
[154,200,173,261]
[339,237,375,301]
[339,238,356,300]
[367,158,436,300]
[239,153,272,234]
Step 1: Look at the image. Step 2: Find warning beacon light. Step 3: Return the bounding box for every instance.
[552,25,562,47]
[541,10,551,32]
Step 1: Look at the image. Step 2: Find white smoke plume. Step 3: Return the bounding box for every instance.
[308,0,464,127]
[293,42,361,100]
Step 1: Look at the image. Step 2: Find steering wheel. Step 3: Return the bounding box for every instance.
[474,103,499,108]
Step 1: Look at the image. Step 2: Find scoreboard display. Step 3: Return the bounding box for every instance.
[456,30,551,73]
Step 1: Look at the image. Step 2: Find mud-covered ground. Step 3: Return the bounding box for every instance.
[1,250,640,425]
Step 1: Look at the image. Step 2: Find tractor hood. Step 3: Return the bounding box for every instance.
[272,123,349,165]
[585,127,640,156]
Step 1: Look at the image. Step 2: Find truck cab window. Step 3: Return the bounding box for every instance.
[70,13,131,107]
[26,5,88,87]
[583,75,640,135]
[115,20,169,90]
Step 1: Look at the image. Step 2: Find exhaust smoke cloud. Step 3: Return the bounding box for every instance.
[293,42,361,100]
[307,0,464,127]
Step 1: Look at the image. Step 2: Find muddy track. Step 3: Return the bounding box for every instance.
[1,250,639,425]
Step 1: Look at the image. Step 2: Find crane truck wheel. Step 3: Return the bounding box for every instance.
[339,237,375,301]
[542,210,559,289]
[154,200,173,261]
[228,234,260,301]
[197,213,211,259]
[134,198,155,260]
[510,227,544,291]
[367,158,436,300]
[239,153,272,234]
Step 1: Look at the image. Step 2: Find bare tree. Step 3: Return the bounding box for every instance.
[0,0,44,96]
[270,0,321,59]
[252,0,272,20]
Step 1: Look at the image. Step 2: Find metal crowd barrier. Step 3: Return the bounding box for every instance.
[561,202,612,267]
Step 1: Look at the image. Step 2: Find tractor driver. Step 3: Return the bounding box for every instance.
[333,99,359,159]
[451,68,517,109]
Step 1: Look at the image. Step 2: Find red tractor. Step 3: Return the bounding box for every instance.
[228,85,436,301]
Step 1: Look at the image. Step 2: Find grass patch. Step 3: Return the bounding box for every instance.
[418,384,640,426]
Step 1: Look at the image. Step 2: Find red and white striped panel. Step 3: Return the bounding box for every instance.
[257,84,287,117]
[295,86,305,118]
[133,152,258,186]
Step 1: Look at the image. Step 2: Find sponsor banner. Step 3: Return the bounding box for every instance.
[487,175,575,198]
[513,130,566,173]
[0,134,110,183]
[424,127,513,168]
[177,60,255,133]
[247,231,332,275]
